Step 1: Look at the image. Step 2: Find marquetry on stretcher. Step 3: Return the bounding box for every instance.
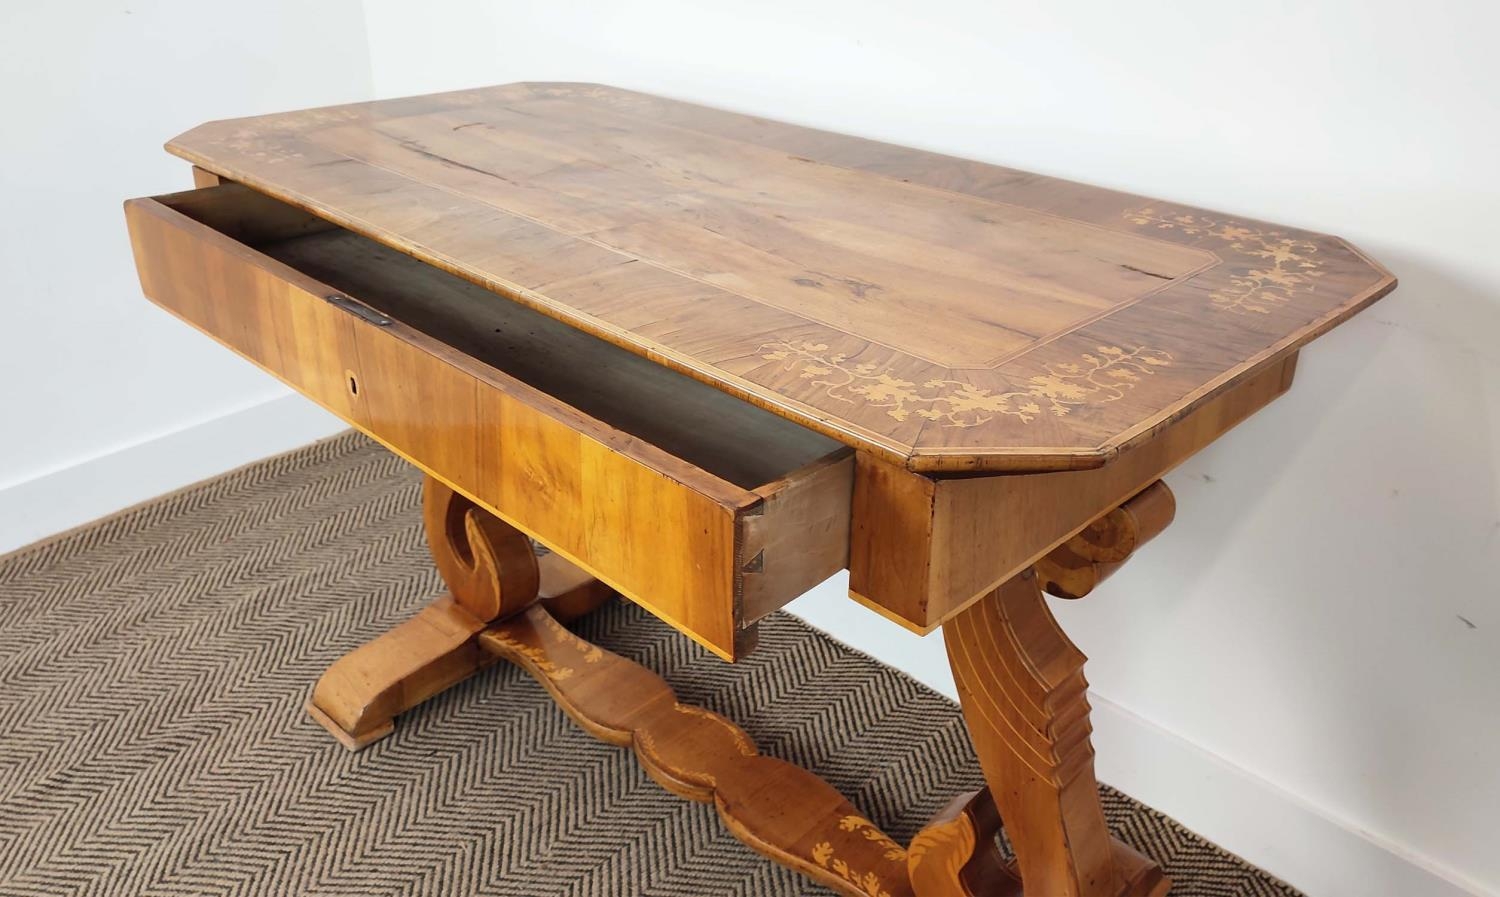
[306,476,1173,897]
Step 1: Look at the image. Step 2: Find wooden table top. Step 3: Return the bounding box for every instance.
[169,82,1394,473]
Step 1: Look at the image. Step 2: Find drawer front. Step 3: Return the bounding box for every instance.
[125,190,850,660]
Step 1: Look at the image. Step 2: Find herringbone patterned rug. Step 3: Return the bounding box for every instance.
[0,432,1299,896]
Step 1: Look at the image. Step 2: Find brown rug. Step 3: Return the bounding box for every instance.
[0,432,1299,896]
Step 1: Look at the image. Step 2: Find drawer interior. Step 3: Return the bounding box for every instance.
[161,184,844,490]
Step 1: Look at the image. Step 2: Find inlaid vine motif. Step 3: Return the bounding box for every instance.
[483,631,576,681]
[674,705,755,756]
[838,815,907,861]
[1125,207,1326,314]
[219,129,306,166]
[536,611,604,665]
[759,341,1172,428]
[811,832,901,897]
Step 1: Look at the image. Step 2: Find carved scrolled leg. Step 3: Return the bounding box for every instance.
[422,476,540,621]
[306,476,611,750]
[1035,481,1175,600]
[1038,483,1176,600]
[940,572,1167,897]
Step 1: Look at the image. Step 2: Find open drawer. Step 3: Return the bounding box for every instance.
[124,183,853,660]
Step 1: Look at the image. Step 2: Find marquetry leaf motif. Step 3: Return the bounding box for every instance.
[673,704,756,756]
[537,610,604,664]
[481,631,575,680]
[811,839,897,897]
[760,342,1172,427]
[630,705,756,763]
[218,128,305,166]
[218,106,366,167]
[839,815,908,861]
[1125,207,1326,314]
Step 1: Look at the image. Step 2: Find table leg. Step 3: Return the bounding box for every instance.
[306,476,613,750]
[938,570,1167,897]
[305,473,1167,895]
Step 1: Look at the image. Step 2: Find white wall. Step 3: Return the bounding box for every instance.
[3,1,1494,894]
[0,0,363,549]
[356,3,1498,894]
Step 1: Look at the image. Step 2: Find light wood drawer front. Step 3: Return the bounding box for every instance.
[125,184,852,660]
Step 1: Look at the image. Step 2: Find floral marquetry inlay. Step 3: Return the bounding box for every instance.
[168,83,1394,471]
[536,611,605,665]
[1126,207,1328,315]
[760,341,1172,428]
[811,836,899,897]
[482,630,578,681]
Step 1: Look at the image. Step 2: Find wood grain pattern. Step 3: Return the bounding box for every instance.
[480,602,914,897]
[129,87,1396,897]
[165,82,1396,472]
[908,789,1018,896]
[299,471,1068,896]
[944,573,1167,897]
[306,477,605,750]
[1035,480,1175,600]
[305,594,489,751]
[850,353,1296,631]
[124,185,852,660]
[740,451,855,621]
[267,226,840,490]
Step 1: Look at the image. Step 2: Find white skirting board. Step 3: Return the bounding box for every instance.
[0,394,345,557]
[785,584,1487,897]
[0,399,1484,897]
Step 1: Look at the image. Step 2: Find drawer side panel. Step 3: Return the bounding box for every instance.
[738,451,854,623]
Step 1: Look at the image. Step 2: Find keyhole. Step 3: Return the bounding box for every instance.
[346,370,359,396]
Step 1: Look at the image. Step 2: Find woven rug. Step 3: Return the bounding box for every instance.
[0,432,1299,897]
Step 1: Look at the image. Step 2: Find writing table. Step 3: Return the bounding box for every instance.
[125,83,1395,896]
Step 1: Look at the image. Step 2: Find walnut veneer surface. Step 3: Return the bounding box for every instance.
[166,82,1394,473]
